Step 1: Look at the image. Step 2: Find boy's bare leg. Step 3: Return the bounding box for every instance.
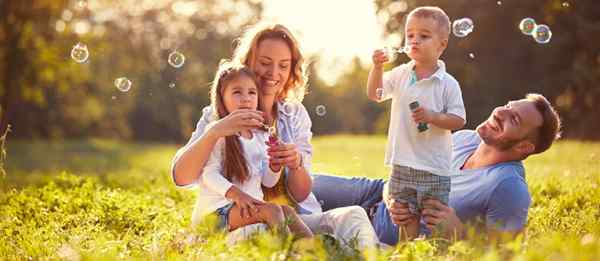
[281,205,314,238]
[399,217,419,242]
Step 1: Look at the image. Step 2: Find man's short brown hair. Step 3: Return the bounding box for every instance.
[407,6,451,38]
[525,93,562,154]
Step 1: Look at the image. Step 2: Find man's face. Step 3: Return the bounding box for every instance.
[476,99,543,151]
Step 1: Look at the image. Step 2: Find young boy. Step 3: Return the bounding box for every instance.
[366,6,466,241]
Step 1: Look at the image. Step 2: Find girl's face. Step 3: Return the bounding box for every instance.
[222,75,259,114]
[253,38,292,97]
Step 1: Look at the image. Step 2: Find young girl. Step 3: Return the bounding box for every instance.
[192,61,313,238]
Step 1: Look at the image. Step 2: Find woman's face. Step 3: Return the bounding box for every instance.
[253,38,292,97]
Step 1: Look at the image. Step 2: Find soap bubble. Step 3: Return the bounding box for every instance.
[114,77,132,92]
[532,24,552,44]
[70,42,89,63]
[383,46,410,61]
[169,83,176,88]
[76,0,87,10]
[562,2,570,7]
[519,18,537,35]
[315,105,327,117]
[282,103,294,115]
[168,51,185,68]
[452,18,474,38]
[469,53,475,59]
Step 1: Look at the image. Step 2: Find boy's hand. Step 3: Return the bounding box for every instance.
[411,106,436,124]
[372,49,389,68]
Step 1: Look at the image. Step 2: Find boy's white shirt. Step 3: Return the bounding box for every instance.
[191,126,281,226]
[380,60,466,176]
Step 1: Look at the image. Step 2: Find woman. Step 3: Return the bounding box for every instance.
[171,23,378,249]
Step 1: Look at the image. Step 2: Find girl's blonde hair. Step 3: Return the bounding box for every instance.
[210,61,261,183]
[232,22,308,102]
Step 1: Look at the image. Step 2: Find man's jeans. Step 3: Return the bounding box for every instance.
[312,174,402,245]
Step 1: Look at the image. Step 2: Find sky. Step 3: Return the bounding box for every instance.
[261,0,389,85]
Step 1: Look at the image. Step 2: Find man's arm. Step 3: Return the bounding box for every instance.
[422,176,530,241]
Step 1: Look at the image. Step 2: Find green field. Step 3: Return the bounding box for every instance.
[1,136,600,260]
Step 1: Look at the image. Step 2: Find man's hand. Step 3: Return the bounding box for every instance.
[422,199,464,238]
[386,198,419,226]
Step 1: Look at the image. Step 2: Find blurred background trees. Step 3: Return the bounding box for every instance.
[1,0,598,142]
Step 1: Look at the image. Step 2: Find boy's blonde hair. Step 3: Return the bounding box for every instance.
[407,6,451,38]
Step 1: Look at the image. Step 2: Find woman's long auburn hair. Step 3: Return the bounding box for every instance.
[210,61,262,183]
[232,22,309,103]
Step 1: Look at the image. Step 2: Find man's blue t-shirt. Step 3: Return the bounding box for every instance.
[373,130,531,245]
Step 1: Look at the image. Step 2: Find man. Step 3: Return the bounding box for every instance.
[312,93,561,245]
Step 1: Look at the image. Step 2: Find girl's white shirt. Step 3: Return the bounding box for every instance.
[191,128,281,226]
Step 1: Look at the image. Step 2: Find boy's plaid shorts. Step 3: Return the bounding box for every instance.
[387,165,450,215]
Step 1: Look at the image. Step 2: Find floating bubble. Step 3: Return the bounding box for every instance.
[452,18,474,38]
[519,18,537,36]
[168,51,185,68]
[315,105,326,117]
[562,2,570,7]
[376,88,384,100]
[469,53,475,59]
[532,24,552,44]
[76,0,87,9]
[282,103,294,115]
[383,46,410,61]
[497,1,502,5]
[169,83,176,88]
[114,77,132,92]
[70,42,89,63]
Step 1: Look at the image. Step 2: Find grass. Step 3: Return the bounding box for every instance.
[1,136,600,260]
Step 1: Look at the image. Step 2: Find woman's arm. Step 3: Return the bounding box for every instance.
[171,108,264,187]
[282,103,314,202]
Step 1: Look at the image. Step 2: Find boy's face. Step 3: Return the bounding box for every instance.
[223,75,259,114]
[404,16,448,63]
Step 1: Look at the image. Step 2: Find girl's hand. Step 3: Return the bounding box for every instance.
[209,109,264,138]
[225,186,265,218]
[411,106,435,124]
[267,142,302,170]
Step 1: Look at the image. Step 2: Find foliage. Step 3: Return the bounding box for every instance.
[1,0,599,141]
[1,137,600,259]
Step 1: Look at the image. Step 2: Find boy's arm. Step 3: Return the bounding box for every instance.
[413,109,466,130]
[412,78,466,130]
[366,49,388,102]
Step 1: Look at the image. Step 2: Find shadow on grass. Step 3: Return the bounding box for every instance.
[3,139,177,189]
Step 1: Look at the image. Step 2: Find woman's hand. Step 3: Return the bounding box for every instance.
[225,186,265,218]
[208,109,264,138]
[267,142,302,170]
